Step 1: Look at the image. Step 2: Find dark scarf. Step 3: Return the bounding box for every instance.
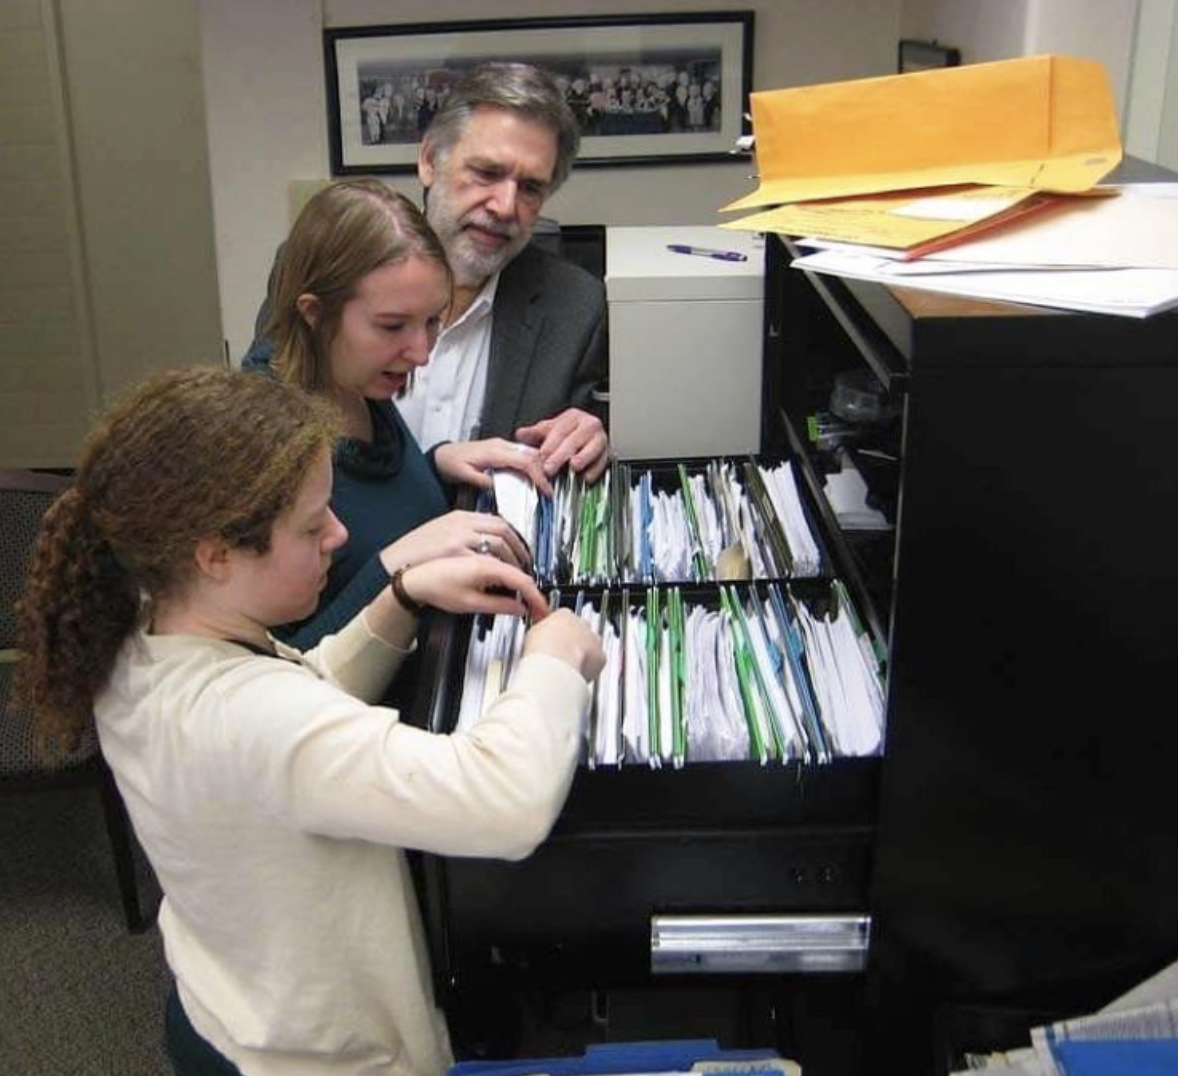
[334,400,405,480]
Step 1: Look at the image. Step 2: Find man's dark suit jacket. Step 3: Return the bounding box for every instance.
[478,242,606,439]
[245,240,607,439]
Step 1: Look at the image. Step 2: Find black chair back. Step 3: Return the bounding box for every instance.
[0,470,148,931]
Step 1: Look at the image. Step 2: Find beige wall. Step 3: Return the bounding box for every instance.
[1023,0,1137,116]
[900,0,1029,63]
[0,0,222,467]
[200,0,905,362]
[0,0,96,465]
[1126,0,1178,166]
[901,0,1139,118]
[58,0,223,393]
[1160,4,1178,168]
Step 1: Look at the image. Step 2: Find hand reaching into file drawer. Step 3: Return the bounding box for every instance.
[522,608,607,683]
[378,509,533,576]
[435,438,555,497]
[515,407,610,484]
[391,557,549,622]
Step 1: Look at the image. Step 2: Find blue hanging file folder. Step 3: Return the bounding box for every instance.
[450,1038,781,1076]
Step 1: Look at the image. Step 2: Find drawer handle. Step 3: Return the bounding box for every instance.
[650,913,870,975]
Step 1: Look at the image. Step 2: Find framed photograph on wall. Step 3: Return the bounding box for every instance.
[324,13,755,174]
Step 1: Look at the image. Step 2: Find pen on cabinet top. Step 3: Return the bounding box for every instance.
[666,243,748,262]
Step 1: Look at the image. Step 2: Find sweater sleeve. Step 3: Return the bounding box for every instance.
[424,441,458,502]
[221,652,589,860]
[286,606,414,704]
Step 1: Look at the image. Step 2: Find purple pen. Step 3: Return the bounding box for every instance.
[666,243,748,262]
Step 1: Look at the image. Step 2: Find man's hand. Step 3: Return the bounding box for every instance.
[514,407,610,484]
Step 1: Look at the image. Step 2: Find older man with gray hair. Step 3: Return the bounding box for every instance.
[401,61,608,481]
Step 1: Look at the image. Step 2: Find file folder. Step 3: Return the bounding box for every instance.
[449,1038,781,1076]
[488,457,824,588]
[1050,1040,1178,1076]
[455,583,886,768]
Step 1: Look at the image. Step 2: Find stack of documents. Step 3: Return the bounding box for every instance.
[729,184,1104,261]
[789,185,1178,318]
[488,457,824,588]
[719,56,1178,317]
[455,581,885,769]
[953,958,1178,1075]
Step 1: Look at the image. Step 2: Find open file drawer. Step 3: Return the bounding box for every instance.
[492,453,839,597]
[412,580,881,995]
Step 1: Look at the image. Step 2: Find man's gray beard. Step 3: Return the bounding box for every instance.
[446,236,513,288]
[426,179,529,287]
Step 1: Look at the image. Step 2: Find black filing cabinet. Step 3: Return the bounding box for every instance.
[411,220,1178,1074]
[761,232,1178,1074]
[409,440,884,1074]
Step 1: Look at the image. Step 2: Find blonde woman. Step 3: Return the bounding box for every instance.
[245,179,550,650]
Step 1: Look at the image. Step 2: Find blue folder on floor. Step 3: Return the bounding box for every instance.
[450,1039,780,1076]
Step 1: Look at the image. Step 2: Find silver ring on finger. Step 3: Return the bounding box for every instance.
[476,534,493,556]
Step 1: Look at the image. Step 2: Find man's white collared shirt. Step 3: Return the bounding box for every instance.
[396,273,499,450]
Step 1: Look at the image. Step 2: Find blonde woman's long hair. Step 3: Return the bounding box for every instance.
[268,179,451,394]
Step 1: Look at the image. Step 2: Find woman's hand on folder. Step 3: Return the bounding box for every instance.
[379,510,532,576]
[399,557,548,621]
[523,608,606,683]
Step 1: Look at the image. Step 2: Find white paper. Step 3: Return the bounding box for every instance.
[811,188,1178,271]
[623,609,648,764]
[793,248,1178,319]
[761,461,822,576]
[491,468,538,554]
[823,456,891,531]
[893,194,1023,221]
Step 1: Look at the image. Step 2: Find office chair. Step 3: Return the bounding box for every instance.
[0,470,148,933]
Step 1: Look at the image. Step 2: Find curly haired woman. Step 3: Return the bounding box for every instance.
[16,366,603,1076]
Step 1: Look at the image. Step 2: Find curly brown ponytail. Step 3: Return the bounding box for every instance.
[15,366,339,754]
[16,487,140,752]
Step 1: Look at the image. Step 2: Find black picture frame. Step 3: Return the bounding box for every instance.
[324,13,755,175]
[897,38,962,74]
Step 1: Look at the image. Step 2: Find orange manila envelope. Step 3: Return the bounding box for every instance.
[721,184,1048,251]
[721,183,1115,255]
[723,54,1122,213]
